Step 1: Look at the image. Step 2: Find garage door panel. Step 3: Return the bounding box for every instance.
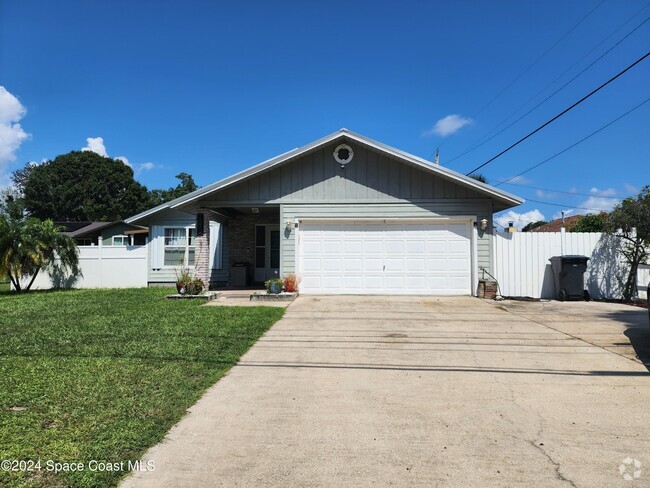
[448,258,470,272]
[323,258,342,272]
[384,240,404,253]
[302,258,322,272]
[385,258,404,271]
[343,258,363,271]
[426,241,447,253]
[364,258,383,271]
[299,222,471,295]
[343,240,363,253]
[406,258,425,271]
[343,275,364,290]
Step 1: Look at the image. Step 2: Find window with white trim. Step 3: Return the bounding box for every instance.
[112,235,128,246]
[164,227,195,266]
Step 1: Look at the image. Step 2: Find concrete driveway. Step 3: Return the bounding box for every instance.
[122,296,650,488]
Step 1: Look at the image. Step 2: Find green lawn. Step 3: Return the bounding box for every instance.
[0,288,284,487]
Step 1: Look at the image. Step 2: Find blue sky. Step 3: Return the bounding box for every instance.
[1,0,648,228]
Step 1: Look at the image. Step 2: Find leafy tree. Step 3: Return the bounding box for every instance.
[0,216,79,293]
[522,220,547,232]
[13,151,151,221]
[0,187,25,220]
[568,212,607,232]
[148,172,198,206]
[468,173,488,184]
[605,186,650,301]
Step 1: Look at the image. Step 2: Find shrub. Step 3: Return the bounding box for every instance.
[283,274,301,292]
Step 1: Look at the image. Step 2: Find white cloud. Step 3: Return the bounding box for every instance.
[579,196,618,212]
[80,137,156,173]
[0,87,30,166]
[589,187,616,197]
[423,114,473,137]
[495,209,546,230]
[578,187,618,213]
[623,183,639,195]
[535,189,557,199]
[81,136,108,157]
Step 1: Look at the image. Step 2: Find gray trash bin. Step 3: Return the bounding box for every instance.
[230,262,249,287]
[549,255,590,301]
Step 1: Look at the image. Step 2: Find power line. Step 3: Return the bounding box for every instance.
[445,13,650,165]
[496,97,650,185]
[433,0,607,155]
[500,182,622,199]
[464,52,650,175]
[524,198,612,212]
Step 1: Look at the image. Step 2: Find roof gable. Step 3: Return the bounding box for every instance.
[127,130,523,223]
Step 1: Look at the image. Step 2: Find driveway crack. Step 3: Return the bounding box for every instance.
[528,433,578,488]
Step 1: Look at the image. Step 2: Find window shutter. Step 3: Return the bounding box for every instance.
[209,221,222,270]
[150,225,164,268]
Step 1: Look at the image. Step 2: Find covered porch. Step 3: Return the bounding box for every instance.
[195,205,282,289]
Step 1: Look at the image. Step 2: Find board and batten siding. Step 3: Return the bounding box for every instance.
[281,201,493,277]
[201,143,493,205]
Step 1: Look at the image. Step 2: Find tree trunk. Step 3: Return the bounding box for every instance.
[8,270,21,293]
[622,243,641,302]
[24,266,41,292]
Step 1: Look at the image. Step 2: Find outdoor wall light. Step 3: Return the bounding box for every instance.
[480,218,488,230]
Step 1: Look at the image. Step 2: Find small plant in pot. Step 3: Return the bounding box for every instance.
[175,267,192,295]
[265,278,284,294]
[283,273,301,293]
[186,278,205,295]
[175,267,205,295]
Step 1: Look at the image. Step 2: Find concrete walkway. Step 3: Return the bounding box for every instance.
[121,296,650,487]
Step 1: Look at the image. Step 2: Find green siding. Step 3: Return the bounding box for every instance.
[200,142,489,205]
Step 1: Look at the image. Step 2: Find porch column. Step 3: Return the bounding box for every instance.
[194,209,210,289]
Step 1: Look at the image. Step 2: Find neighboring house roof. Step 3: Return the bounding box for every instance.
[62,221,147,238]
[529,215,583,232]
[126,129,524,224]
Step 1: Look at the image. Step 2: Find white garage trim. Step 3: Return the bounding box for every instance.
[294,216,478,295]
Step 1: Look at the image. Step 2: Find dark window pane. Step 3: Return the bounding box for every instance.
[270,250,280,269]
[270,230,280,250]
[255,226,265,246]
[255,247,265,268]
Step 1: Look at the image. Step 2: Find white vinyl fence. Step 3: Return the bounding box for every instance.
[18,243,148,290]
[492,230,649,300]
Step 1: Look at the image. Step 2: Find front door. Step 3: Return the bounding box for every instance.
[254,225,280,283]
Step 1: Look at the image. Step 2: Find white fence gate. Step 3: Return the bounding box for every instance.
[19,243,148,290]
[492,230,649,300]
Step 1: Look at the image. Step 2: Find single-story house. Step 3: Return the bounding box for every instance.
[529,215,583,232]
[59,221,148,246]
[126,129,523,295]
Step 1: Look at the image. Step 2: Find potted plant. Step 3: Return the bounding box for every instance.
[175,267,192,294]
[186,278,204,295]
[265,278,284,294]
[283,274,301,293]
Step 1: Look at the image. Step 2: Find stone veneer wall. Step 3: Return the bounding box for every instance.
[193,211,211,288]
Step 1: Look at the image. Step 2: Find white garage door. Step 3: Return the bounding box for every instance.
[298,221,472,295]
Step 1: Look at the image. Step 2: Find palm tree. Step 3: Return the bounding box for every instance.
[0,216,79,293]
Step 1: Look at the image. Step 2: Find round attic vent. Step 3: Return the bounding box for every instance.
[333,144,354,166]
